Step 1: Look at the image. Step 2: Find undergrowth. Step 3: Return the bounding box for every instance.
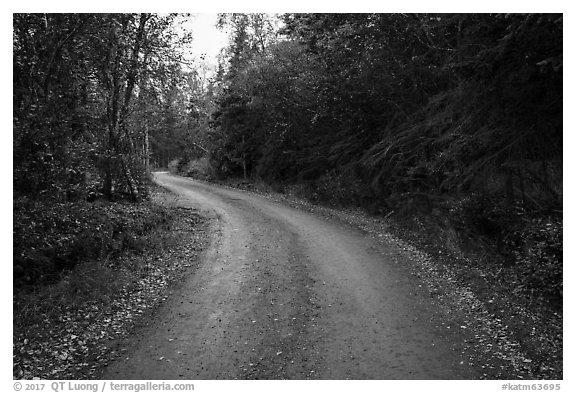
[13,187,175,340]
[13,197,173,287]
[13,185,210,379]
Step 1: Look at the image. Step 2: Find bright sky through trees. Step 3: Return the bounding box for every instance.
[188,14,228,75]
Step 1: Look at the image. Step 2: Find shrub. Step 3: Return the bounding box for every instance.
[13,198,172,287]
[314,169,364,207]
[447,193,562,307]
[505,217,563,306]
[167,159,180,174]
[181,157,216,180]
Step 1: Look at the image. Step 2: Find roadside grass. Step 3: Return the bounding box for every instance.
[13,185,211,379]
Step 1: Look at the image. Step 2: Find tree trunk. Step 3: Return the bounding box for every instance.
[102,153,113,200]
[103,169,112,199]
[103,14,149,203]
[144,123,150,174]
[120,154,140,202]
[242,135,247,180]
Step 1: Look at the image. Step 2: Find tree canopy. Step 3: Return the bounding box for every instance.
[13,13,198,201]
[14,13,562,213]
[208,14,562,212]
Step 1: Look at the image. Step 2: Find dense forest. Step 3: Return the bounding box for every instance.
[14,13,562,315]
[12,12,563,381]
[205,14,563,309]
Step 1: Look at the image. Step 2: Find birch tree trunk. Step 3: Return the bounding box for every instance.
[144,123,150,174]
[103,13,150,202]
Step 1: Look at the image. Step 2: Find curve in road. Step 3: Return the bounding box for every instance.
[103,172,482,380]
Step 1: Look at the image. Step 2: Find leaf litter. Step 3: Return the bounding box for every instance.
[13,190,212,380]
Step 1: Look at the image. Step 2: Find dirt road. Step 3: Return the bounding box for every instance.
[102,172,483,380]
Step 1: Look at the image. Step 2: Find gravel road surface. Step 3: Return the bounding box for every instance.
[102,172,482,380]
